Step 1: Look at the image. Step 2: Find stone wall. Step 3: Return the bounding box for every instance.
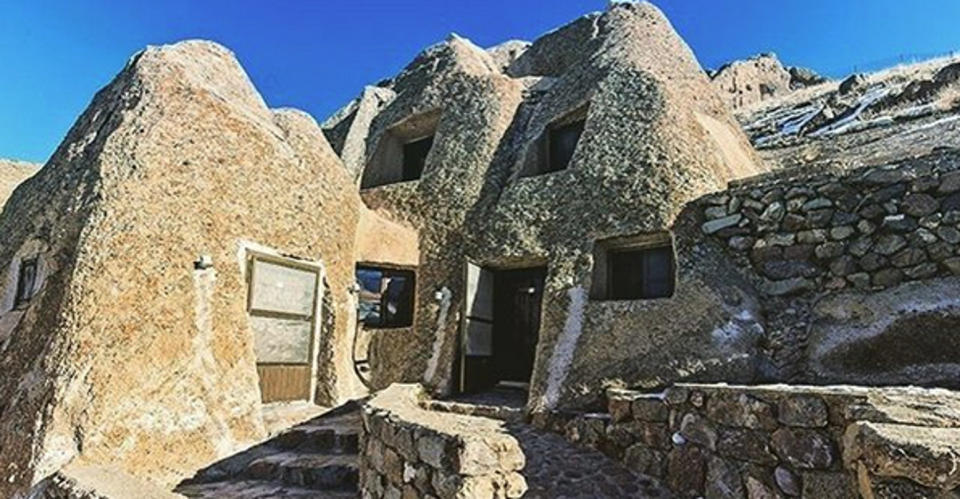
[532,383,960,498]
[360,384,526,498]
[699,150,960,384]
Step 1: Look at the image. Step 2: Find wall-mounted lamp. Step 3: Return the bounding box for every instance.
[433,288,447,302]
[348,282,361,294]
[194,255,214,270]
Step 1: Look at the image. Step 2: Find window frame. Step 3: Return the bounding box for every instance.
[356,264,417,329]
[14,257,38,310]
[591,233,677,302]
[244,252,323,366]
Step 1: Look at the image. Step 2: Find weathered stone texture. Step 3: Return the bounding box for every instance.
[0,40,363,496]
[325,1,765,412]
[362,384,526,499]
[534,383,960,498]
[700,151,960,386]
[0,159,40,210]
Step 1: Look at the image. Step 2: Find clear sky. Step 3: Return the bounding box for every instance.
[3,0,960,164]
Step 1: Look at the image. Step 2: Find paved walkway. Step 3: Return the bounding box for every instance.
[507,423,671,498]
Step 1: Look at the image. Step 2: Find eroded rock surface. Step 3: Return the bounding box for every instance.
[0,40,363,496]
[710,53,824,110]
[0,158,40,208]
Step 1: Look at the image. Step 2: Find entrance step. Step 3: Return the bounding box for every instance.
[245,452,358,490]
[176,401,361,498]
[176,479,357,498]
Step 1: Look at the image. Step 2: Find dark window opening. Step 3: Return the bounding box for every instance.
[607,245,675,300]
[546,119,584,173]
[357,266,415,328]
[14,258,37,309]
[402,135,433,181]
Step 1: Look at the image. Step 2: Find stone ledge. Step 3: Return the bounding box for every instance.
[844,422,960,490]
[360,384,526,498]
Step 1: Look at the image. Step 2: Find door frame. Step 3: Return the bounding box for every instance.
[244,246,325,404]
[458,260,546,394]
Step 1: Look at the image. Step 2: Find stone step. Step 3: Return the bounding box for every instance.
[177,478,357,498]
[273,423,360,454]
[244,452,358,491]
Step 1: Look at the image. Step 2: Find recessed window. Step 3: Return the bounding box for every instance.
[608,246,675,300]
[357,266,415,328]
[546,119,584,173]
[591,234,676,301]
[361,110,440,189]
[402,135,433,181]
[14,258,38,309]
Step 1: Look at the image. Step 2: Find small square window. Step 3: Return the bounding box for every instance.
[357,266,416,328]
[14,258,38,309]
[402,136,433,181]
[607,246,675,300]
[546,119,584,173]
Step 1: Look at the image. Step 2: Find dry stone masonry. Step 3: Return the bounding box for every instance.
[534,383,960,498]
[361,385,527,499]
[701,151,960,295]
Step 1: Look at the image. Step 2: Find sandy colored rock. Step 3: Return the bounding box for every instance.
[0,40,364,496]
[711,53,795,110]
[0,158,40,209]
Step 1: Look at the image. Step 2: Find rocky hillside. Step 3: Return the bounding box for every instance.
[733,55,960,171]
[710,53,825,110]
[0,159,40,207]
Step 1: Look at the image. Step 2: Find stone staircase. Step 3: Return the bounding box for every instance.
[176,401,361,498]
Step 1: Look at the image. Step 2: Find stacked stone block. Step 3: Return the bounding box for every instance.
[533,383,960,498]
[360,385,526,499]
[701,151,960,296]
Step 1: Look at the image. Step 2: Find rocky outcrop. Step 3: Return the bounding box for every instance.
[711,53,825,110]
[739,55,960,170]
[0,159,40,209]
[0,40,363,496]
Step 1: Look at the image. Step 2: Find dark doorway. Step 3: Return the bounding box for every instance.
[460,265,546,394]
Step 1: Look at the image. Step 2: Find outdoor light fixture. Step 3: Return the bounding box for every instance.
[194,255,214,270]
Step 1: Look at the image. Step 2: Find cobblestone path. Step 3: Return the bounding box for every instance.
[507,423,672,498]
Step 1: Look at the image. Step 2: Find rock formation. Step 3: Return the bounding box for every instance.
[0,40,364,496]
[325,1,766,411]
[710,53,825,110]
[739,55,960,170]
[0,159,40,209]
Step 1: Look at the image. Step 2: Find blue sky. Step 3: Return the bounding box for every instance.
[3,1,960,164]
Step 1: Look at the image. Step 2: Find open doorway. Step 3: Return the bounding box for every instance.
[459,263,546,399]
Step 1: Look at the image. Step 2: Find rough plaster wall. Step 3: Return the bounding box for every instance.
[0,40,363,496]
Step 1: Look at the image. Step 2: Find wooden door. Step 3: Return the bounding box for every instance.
[247,255,320,403]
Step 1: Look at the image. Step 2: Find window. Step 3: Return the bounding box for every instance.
[14,258,37,309]
[246,255,320,364]
[608,246,675,300]
[357,266,415,328]
[591,234,676,301]
[402,135,433,181]
[546,119,585,173]
[361,110,440,189]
